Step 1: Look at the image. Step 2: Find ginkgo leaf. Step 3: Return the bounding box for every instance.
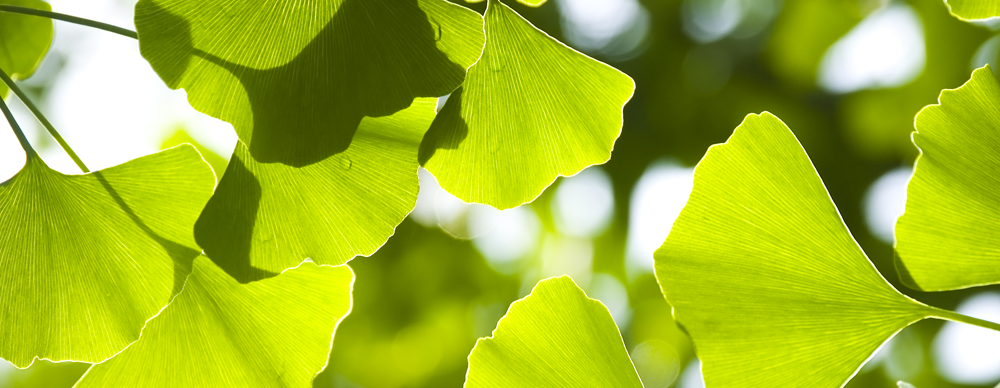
[654,113,936,388]
[944,0,1000,20]
[0,0,53,99]
[74,256,354,388]
[0,145,214,368]
[194,99,436,282]
[134,0,484,167]
[419,0,634,210]
[895,66,1000,291]
[465,276,643,388]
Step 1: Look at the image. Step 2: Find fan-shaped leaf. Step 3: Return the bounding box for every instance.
[194,99,436,282]
[74,257,354,388]
[0,145,214,367]
[944,0,1000,20]
[0,0,53,99]
[465,276,643,388]
[134,0,484,167]
[895,66,1000,291]
[654,113,934,388]
[420,0,634,209]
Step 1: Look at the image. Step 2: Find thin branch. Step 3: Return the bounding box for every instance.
[0,93,35,157]
[0,4,137,40]
[0,68,89,172]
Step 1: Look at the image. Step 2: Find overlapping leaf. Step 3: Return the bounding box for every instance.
[194,99,436,282]
[0,145,214,367]
[654,113,935,388]
[74,257,354,388]
[420,0,635,209]
[944,0,1000,20]
[465,276,643,388]
[134,0,484,166]
[895,66,1000,291]
[0,0,53,99]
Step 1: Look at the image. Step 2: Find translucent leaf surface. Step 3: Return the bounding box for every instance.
[75,257,354,388]
[0,0,53,99]
[945,0,1000,20]
[420,0,634,209]
[895,66,1000,291]
[654,113,934,388]
[0,145,214,367]
[194,99,436,282]
[465,276,643,388]
[134,0,484,166]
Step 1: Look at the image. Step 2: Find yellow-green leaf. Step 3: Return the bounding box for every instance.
[420,0,634,209]
[466,276,643,388]
[945,0,1000,20]
[895,66,1000,291]
[0,0,53,99]
[0,145,214,367]
[194,99,436,282]
[74,257,354,387]
[654,113,934,388]
[134,0,484,167]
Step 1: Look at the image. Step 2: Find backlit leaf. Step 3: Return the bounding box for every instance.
[0,145,214,367]
[0,0,53,99]
[74,257,354,388]
[654,113,935,388]
[944,0,1000,20]
[420,0,634,209]
[465,276,643,388]
[134,0,484,167]
[895,66,1000,291]
[194,99,436,282]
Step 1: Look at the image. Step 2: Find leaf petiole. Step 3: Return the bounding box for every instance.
[0,91,34,157]
[928,306,1000,333]
[0,68,89,172]
[0,4,137,40]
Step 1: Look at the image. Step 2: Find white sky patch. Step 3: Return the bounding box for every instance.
[540,235,594,289]
[586,273,631,329]
[1,0,236,180]
[678,358,705,388]
[470,205,541,272]
[863,167,911,244]
[625,162,694,277]
[551,167,615,239]
[819,4,925,94]
[933,292,1000,385]
[555,0,650,58]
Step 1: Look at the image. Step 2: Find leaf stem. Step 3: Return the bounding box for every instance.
[0,4,137,40]
[0,68,89,172]
[928,306,1000,333]
[0,93,35,157]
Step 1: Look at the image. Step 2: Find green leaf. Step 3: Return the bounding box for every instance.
[944,0,1000,20]
[895,66,1000,291]
[654,113,934,388]
[465,276,643,388]
[194,99,436,282]
[420,0,634,210]
[0,0,53,99]
[160,129,228,183]
[0,145,214,367]
[134,0,484,167]
[74,257,354,388]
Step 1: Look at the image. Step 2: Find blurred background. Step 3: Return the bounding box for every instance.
[2,0,1000,386]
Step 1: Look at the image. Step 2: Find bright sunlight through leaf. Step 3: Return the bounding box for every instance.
[194,99,436,282]
[0,145,214,367]
[654,113,936,388]
[895,66,1000,291]
[74,257,354,388]
[465,276,643,388]
[420,0,635,210]
[0,0,53,99]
